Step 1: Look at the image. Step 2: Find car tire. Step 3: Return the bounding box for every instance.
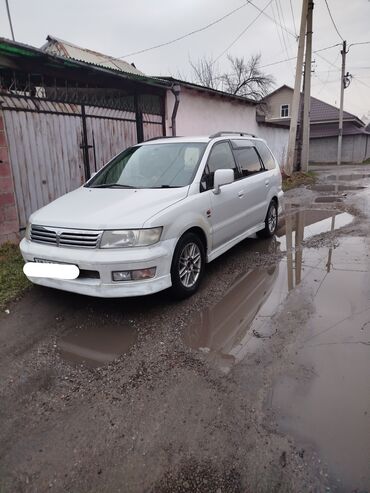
[257,200,278,238]
[170,232,205,299]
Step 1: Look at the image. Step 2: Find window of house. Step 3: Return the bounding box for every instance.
[281,104,289,118]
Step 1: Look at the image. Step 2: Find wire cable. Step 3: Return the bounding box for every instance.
[324,0,344,41]
[259,43,341,69]
[118,1,252,58]
[248,0,297,38]
[289,0,297,37]
[349,41,370,48]
[213,0,274,63]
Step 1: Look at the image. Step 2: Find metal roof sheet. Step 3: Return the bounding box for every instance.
[43,35,144,76]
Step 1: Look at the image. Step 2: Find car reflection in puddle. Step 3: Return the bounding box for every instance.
[59,323,137,368]
[183,209,355,372]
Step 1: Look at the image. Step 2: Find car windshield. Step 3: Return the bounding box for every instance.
[87,142,207,189]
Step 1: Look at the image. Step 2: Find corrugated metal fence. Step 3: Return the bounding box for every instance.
[1,95,163,229]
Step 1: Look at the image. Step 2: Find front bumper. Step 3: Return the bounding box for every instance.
[20,238,175,297]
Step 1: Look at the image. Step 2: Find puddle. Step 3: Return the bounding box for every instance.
[184,210,354,371]
[314,196,343,203]
[59,324,137,368]
[325,173,370,181]
[312,184,365,192]
[272,236,370,491]
[184,211,368,488]
[277,210,354,250]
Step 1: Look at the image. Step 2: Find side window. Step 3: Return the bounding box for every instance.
[203,141,238,190]
[233,146,264,177]
[255,141,277,171]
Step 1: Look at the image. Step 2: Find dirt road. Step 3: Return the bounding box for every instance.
[1,165,369,492]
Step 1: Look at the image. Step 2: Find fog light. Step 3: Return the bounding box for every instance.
[112,271,131,281]
[112,267,156,282]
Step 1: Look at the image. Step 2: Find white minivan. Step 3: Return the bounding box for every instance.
[20,132,283,299]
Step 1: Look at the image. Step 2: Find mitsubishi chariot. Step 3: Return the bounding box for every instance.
[20,132,284,299]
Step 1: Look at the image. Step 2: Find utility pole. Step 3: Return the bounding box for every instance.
[285,0,309,176]
[301,1,314,172]
[337,40,347,165]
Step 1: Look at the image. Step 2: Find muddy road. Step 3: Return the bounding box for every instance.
[1,165,369,492]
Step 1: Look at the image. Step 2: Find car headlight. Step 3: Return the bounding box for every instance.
[100,227,163,248]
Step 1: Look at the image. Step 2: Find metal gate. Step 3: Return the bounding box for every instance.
[1,95,165,229]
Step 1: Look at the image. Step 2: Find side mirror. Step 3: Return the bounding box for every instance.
[213,169,234,194]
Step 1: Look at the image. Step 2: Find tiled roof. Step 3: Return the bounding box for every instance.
[310,121,370,138]
[42,35,144,76]
[303,95,356,122]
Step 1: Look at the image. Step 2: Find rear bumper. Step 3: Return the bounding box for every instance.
[20,238,175,297]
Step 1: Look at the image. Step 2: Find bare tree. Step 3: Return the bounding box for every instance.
[221,54,274,99]
[189,57,220,90]
[188,54,274,100]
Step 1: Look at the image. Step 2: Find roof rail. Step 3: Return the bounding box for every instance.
[209,131,256,138]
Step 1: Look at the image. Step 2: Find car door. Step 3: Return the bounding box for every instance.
[201,141,244,250]
[230,140,269,231]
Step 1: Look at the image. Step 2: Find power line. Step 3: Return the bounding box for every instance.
[349,41,370,48]
[289,0,297,37]
[248,0,297,38]
[259,43,341,69]
[324,0,344,41]
[5,0,15,41]
[270,1,286,59]
[275,0,295,76]
[352,76,370,90]
[118,1,252,58]
[315,52,340,70]
[213,0,273,63]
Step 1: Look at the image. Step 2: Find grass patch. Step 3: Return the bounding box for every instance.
[362,157,370,164]
[0,242,30,309]
[282,170,316,191]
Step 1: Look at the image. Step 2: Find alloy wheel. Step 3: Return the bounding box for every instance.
[178,242,202,288]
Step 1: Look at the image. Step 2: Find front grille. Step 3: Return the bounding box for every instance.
[30,225,103,249]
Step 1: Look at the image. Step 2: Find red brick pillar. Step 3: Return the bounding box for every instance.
[0,111,20,244]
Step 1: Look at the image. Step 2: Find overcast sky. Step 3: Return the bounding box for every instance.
[1,0,370,119]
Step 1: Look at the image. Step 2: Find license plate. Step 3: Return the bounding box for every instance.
[34,258,72,265]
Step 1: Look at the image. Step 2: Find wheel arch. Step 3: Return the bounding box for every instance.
[178,226,208,255]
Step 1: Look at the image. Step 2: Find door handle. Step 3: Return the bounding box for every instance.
[238,190,244,198]
[265,180,270,187]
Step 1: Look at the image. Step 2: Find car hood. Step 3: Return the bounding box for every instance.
[30,186,189,229]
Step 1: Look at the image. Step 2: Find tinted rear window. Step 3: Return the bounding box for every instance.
[254,141,276,170]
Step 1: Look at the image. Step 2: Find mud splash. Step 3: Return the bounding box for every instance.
[59,323,137,368]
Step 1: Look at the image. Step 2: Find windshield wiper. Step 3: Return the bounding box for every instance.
[90,184,135,189]
[150,185,181,189]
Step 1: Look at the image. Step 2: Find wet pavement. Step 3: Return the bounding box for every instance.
[59,323,137,368]
[1,164,370,492]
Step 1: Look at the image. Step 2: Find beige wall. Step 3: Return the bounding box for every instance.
[263,87,293,121]
[166,88,259,137]
[165,88,289,167]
